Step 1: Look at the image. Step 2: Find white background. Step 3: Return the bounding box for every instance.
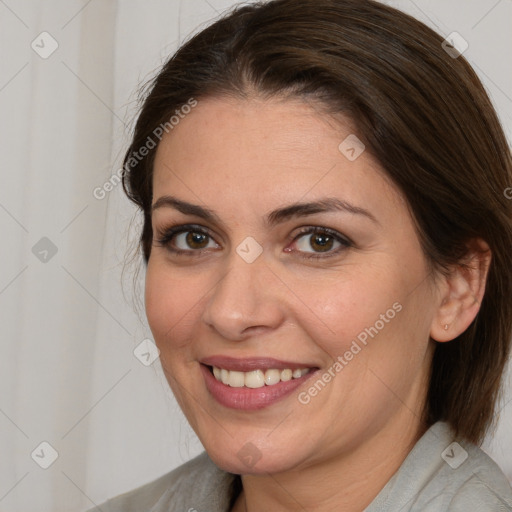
[0,1,511,511]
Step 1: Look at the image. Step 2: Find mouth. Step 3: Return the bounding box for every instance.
[209,365,310,388]
[199,356,319,410]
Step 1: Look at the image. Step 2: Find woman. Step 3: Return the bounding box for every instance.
[89,0,512,510]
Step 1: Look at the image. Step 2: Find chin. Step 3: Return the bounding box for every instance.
[199,428,311,476]
[207,448,299,476]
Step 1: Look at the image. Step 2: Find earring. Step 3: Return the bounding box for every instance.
[444,324,449,331]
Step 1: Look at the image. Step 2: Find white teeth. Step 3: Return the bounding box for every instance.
[211,366,310,387]
[228,370,245,388]
[264,369,281,385]
[280,369,292,382]
[245,370,265,388]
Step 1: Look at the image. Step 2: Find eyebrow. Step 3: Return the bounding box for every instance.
[151,195,379,226]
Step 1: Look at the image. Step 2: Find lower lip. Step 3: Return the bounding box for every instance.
[201,364,316,410]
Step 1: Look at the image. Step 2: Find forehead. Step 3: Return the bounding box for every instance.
[152,96,403,219]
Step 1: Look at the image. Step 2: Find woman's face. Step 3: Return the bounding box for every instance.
[146,96,440,475]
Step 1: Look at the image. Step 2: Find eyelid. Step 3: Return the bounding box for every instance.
[155,219,225,241]
[154,222,353,259]
[287,225,353,259]
[154,223,220,254]
[290,225,353,245]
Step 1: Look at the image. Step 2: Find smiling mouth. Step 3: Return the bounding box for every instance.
[200,358,319,410]
[208,365,311,388]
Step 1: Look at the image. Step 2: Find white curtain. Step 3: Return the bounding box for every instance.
[0,1,510,511]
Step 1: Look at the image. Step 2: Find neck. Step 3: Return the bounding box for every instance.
[231,415,428,512]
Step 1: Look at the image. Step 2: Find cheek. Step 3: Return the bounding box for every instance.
[292,265,404,355]
[296,256,432,381]
[144,263,171,338]
[144,262,203,410]
[144,260,200,352]
[330,269,435,395]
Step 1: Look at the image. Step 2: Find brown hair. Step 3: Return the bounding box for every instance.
[121,0,512,444]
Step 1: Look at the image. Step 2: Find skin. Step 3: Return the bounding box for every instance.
[145,95,490,512]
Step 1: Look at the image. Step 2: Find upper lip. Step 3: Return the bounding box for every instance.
[200,355,317,372]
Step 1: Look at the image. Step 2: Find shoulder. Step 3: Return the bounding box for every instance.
[445,442,512,511]
[367,422,512,512]
[86,451,237,512]
[447,472,512,510]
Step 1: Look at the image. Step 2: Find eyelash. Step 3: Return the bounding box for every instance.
[154,223,353,260]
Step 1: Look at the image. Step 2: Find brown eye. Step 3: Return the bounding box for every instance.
[290,227,352,259]
[308,232,334,252]
[155,225,219,254]
[185,231,210,249]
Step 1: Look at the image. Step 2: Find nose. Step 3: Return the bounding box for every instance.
[201,249,286,341]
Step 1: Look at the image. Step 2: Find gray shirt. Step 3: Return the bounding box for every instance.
[87,421,512,511]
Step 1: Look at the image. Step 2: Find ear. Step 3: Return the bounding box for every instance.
[430,239,491,342]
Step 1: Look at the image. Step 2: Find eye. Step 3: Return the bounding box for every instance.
[154,224,219,255]
[287,226,352,259]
